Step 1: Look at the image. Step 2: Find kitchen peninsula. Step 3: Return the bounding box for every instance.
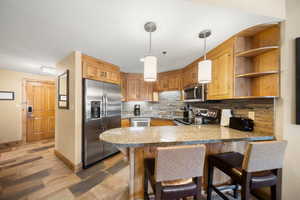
[100,125,275,200]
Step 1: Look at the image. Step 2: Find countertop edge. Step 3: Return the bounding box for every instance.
[101,135,276,148]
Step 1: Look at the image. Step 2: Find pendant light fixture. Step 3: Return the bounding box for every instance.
[143,22,157,82]
[198,29,212,84]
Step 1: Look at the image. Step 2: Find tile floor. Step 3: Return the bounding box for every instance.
[0,139,248,200]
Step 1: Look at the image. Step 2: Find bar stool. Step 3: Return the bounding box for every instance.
[144,145,206,200]
[207,140,287,200]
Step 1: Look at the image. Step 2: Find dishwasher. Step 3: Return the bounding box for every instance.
[130,118,151,127]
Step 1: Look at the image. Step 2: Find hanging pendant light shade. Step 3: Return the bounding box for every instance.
[143,22,157,82]
[144,55,157,81]
[198,59,212,83]
[198,30,212,84]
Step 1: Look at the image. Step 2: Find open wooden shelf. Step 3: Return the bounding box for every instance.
[235,71,279,78]
[236,46,279,57]
[236,23,279,37]
[234,24,280,99]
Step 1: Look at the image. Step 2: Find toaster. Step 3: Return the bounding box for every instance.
[229,117,254,132]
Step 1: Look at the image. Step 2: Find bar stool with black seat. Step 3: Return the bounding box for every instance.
[207,140,287,200]
[144,145,206,200]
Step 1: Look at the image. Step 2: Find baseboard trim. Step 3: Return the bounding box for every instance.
[54,150,82,172]
[0,140,24,152]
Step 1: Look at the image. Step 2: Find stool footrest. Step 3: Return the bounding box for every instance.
[216,185,239,192]
[212,186,231,200]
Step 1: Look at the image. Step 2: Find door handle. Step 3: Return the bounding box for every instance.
[28,105,33,113]
[27,105,34,117]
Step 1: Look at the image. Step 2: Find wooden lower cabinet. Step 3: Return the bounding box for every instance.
[150,119,175,126]
[122,118,175,127]
[121,119,130,127]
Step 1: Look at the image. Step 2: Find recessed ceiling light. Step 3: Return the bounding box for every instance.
[140,58,145,62]
[40,66,57,75]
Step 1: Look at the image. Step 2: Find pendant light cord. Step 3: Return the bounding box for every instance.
[149,32,152,54]
[204,37,207,60]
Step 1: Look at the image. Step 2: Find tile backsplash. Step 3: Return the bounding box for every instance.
[122,91,274,134]
[122,91,184,117]
[189,98,274,134]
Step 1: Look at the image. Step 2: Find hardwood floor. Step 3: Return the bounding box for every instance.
[0,139,128,200]
[0,139,250,200]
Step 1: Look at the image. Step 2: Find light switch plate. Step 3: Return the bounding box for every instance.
[248,111,255,120]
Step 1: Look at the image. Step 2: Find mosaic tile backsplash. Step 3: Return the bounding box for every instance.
[122,91,184,118]
[122,91,274,134]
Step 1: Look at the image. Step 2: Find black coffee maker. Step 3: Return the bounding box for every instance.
[183,104,192,120]
[134,104,141,116]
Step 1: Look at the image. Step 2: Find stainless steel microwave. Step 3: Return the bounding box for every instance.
[183,85,206,102]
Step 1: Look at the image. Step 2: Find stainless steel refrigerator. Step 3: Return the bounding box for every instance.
[82,79,121,168]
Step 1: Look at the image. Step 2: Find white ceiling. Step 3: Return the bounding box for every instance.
[0,0,279,75]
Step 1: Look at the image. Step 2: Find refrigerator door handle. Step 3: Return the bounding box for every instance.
[101,96,105,116]
[103,95,106,116]
[105,95,108,116]
[100,99,104,117]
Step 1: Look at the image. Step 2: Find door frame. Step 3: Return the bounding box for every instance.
[22,79,56,143]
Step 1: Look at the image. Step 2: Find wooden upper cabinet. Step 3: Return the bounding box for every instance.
[158,69,182,91]
[140,81,153,101]
[123,73,154,101]
[207,39,234,100]
[126,75,140,101]
[182,63,198,88]
[120,72,127,101]
[82,54,120,85]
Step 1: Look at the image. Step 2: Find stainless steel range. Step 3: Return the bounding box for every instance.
[82,79,121,168]
[174,109,220,125]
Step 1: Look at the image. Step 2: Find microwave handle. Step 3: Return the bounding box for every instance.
[201,84,205,101]
[194,87,197,99]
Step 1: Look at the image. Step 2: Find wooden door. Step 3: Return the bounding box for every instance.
[26,81,55,142]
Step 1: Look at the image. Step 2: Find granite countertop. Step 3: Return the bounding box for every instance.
[100,125,275,148]
[121,114,177,120]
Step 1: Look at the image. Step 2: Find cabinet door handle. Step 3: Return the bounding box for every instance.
[100,72,106,77]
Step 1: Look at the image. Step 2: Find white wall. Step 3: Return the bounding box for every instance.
[55,51,82,166]
[277,0,300,198]
[0,69,54,144]
[199,0,286,19]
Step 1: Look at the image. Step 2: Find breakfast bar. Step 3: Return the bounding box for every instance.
[100,125,275,200]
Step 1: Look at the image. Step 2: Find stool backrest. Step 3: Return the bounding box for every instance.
[155,145,206,182]
[242,140,287,172]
